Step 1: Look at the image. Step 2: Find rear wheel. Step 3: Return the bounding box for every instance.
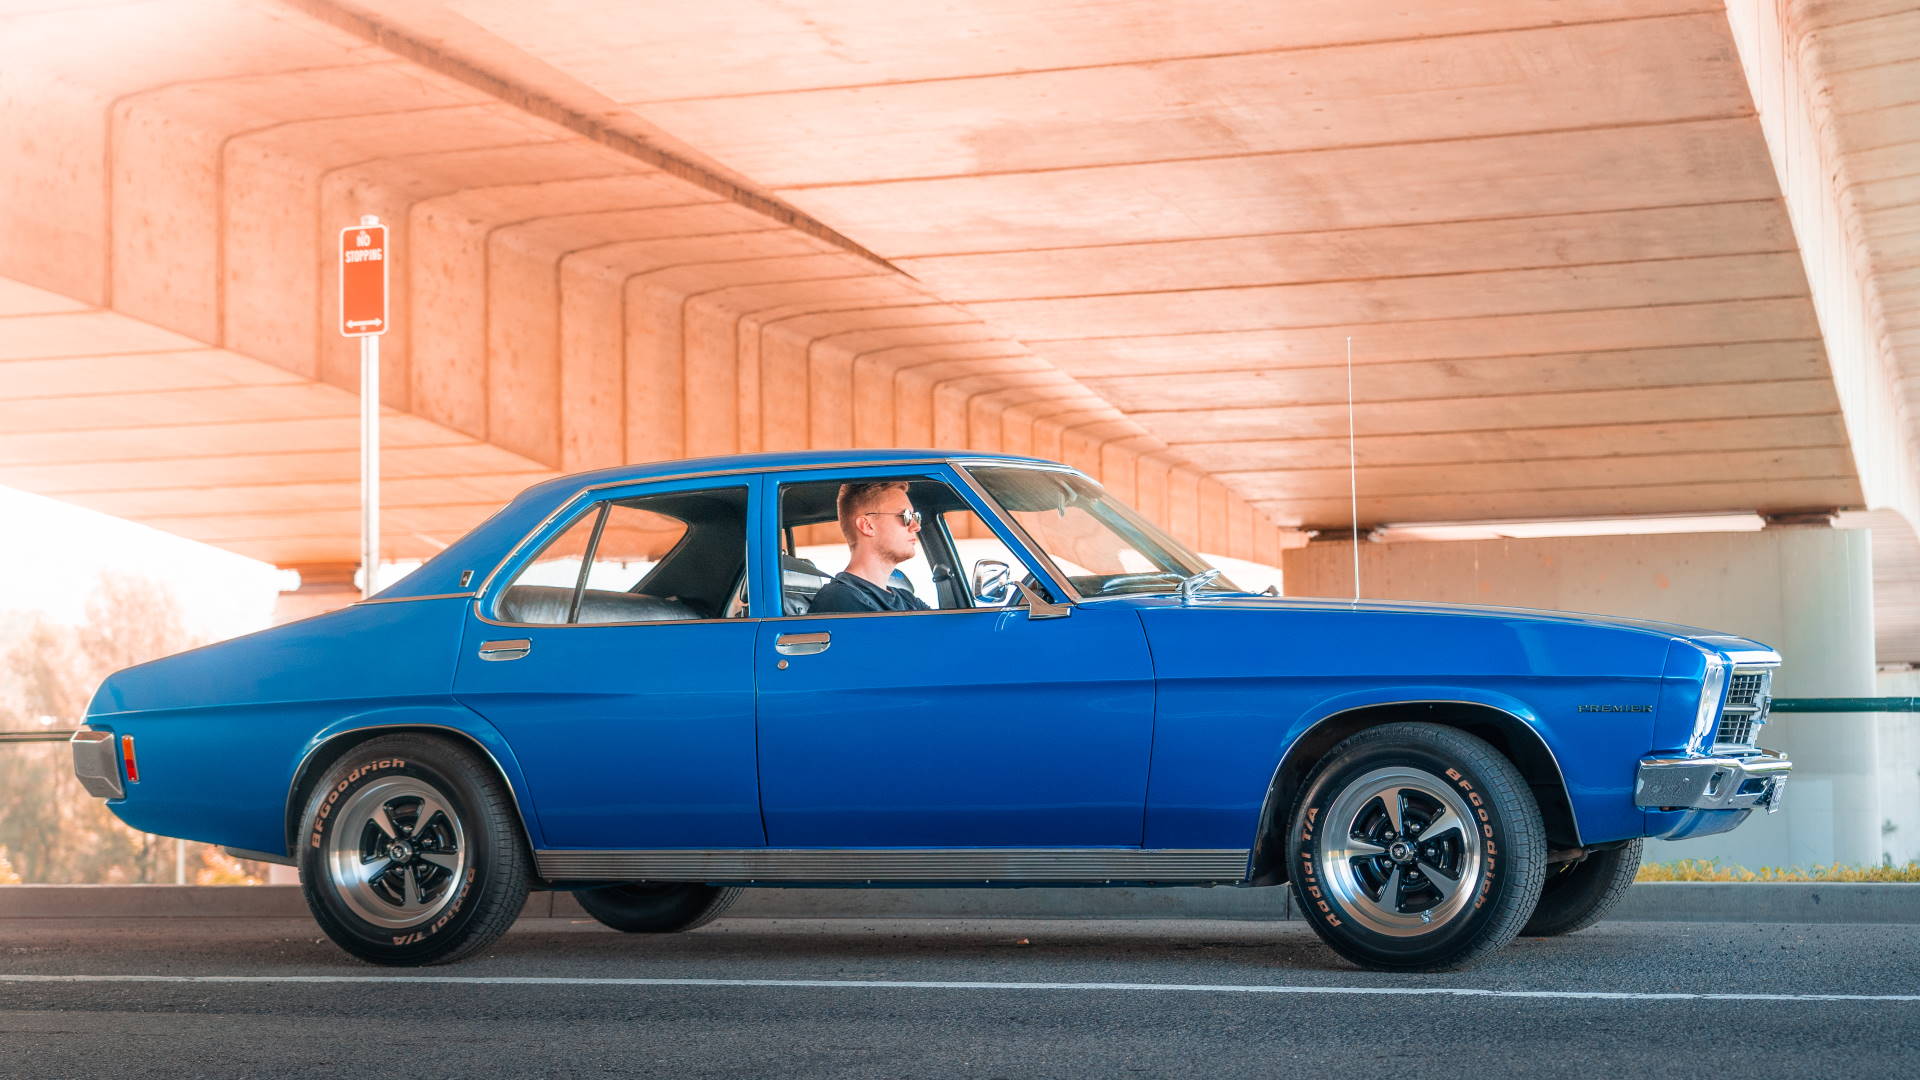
[298,734,530,966]
[573,883,741,933]
[1287,722,1546,971]
[1522,839,1643,937]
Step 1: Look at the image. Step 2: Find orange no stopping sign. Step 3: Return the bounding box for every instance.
[339,223,389,337]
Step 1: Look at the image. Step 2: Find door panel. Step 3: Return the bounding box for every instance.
[754,605,1155,848]
[455,619,762,849]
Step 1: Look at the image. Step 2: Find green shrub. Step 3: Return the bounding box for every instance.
[1637,858,1920,883]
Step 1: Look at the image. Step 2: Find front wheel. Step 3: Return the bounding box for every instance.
[1287,723,1546,971]
[298,734,530,966]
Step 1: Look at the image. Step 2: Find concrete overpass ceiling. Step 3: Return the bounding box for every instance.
[0,0,1295,573]
[5,0,1916,654]
[434,0,1867,530]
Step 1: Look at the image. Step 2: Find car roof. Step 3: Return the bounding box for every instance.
[370,449,1065,601]
[508,448,1062,511]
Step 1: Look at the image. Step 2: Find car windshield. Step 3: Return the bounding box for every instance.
[964,465,1241,598]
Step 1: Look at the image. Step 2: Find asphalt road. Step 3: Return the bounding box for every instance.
[3,916,1917,1078]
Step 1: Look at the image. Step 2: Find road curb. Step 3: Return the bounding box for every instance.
[3,882,1917,923]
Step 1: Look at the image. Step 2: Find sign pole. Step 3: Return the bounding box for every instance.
[360,318,380,600]
[340,213,390,599]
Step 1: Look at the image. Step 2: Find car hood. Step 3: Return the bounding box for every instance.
[1110,594,1777,660]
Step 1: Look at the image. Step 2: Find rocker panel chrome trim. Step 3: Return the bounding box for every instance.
[534,848,1251,883]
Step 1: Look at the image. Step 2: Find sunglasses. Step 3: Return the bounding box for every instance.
[861,509,923,529]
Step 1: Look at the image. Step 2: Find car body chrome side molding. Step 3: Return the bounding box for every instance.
[534,848,1252,884]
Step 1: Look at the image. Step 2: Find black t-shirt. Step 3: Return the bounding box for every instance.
[807,571,931,614]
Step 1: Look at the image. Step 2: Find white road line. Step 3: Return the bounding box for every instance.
[1,974,1916,1003]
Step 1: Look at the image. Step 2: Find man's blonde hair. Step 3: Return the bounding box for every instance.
[837,481,909,545]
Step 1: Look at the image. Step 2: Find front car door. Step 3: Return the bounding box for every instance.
[751,463,1157,852]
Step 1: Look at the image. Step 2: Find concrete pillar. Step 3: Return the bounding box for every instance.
[1875,667,1920,867]
[272,563,360,625]
[1284,526,1879,869]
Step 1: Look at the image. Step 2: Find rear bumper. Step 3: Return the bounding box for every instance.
[70,728,123,800]
[1635,747,1791,813]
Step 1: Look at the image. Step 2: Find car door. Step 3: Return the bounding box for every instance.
[452,477,763,851]
[752,464,1157,849]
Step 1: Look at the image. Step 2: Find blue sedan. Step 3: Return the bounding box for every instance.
[72,450,1791,968]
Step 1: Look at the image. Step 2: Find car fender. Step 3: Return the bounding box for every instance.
[1245,684,1580,882]
[286,701,546,855]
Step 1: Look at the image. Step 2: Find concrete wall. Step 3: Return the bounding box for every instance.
[1285,526,1881,869]
[1875,667,1920,867]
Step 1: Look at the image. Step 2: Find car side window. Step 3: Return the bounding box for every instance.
[492,486,749,625]
[778,475,985,615]
[941,507,1028,606]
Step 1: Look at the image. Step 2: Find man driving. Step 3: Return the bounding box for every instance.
[807,481,932,614]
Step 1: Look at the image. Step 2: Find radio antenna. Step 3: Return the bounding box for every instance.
[1347,335,1360,601]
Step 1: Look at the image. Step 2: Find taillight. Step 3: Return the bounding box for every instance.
[121,734,139,783]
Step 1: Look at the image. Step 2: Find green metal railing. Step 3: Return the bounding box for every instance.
[1771,697,1920,713]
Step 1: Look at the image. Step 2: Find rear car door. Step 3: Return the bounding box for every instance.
[452,477,763,851]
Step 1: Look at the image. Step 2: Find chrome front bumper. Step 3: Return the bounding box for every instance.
[1635,748,1791,813]
[70,729,123,800]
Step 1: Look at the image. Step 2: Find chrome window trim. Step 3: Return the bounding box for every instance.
[759,606,1015,624]
[476,612,762,630]
[953,460,1227,605]
[1255,699,1582,847]
[356,592,478,606]
[770,463,1084,613]
[285,723,537,862]
[470,457,954,602]
[947,462,1088,604]
[475,479,755,629]
[533,847,1252,883]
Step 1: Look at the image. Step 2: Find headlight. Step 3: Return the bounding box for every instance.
[1689,651,1727,753]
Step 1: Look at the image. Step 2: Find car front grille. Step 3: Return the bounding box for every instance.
[1715,711,1758,748]
[1713,668,1773,751]
[1726,673,1767,710]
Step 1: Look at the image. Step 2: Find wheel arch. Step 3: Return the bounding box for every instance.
[282,708,542,861]
[1246,698,1580,885]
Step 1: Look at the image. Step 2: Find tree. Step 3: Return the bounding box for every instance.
[0,573,267,884]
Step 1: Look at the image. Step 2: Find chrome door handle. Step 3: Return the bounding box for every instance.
[478,638,531,662]
[774,631,831,656]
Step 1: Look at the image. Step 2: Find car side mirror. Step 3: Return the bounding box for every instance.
[1015,579,1071,620]
[971,559,1016,605]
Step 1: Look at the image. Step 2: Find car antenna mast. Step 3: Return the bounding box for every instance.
[1347,335,1361,601]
